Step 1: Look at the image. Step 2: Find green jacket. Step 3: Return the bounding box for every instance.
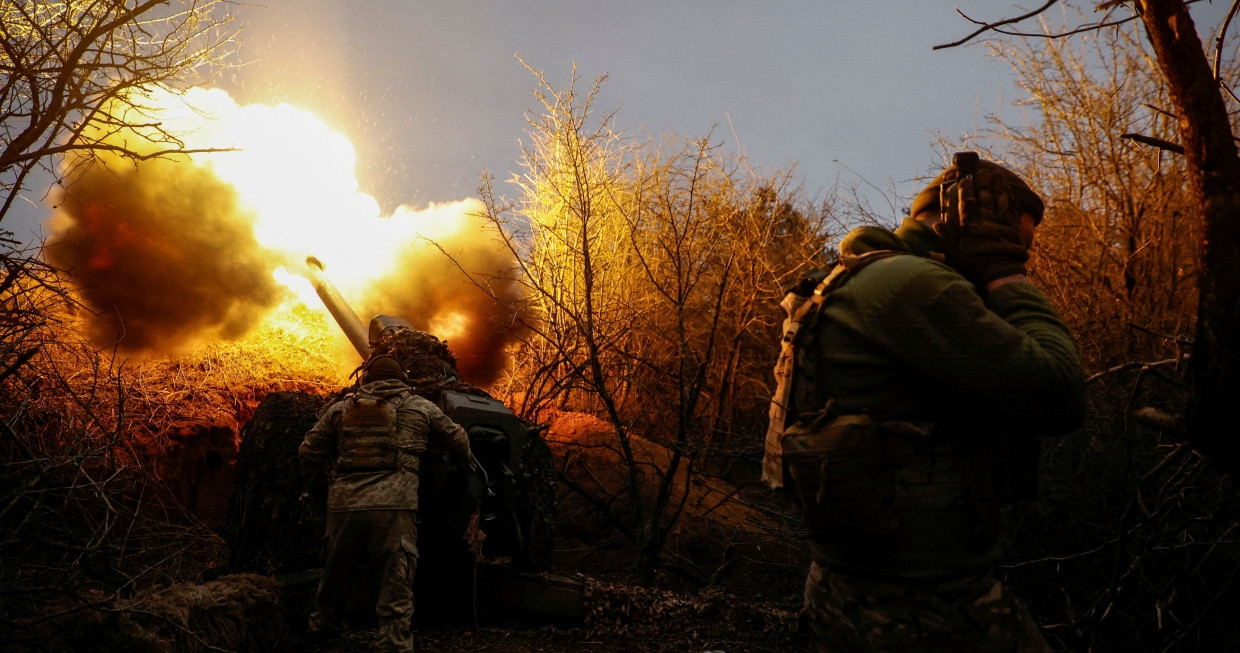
[793,217,1084,432]
[787,218,1086,578]
[299,379,472,512]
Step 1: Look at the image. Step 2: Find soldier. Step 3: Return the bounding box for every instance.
[300,354,473,652]
[765,154,1085,652]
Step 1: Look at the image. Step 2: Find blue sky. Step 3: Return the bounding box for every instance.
[6,2,1233,241]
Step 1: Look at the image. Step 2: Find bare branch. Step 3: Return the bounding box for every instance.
[933,1,1059,50]
[933,1,1149,50]
[1122,131,1185,153]
[1,0,236,227]
[1086,356,1187,384]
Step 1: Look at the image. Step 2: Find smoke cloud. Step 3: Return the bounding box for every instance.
[354,201,526,386]
[45,156,284,353]
[43,87,525,384]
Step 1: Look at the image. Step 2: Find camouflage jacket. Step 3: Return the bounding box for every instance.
[299,379,472,512]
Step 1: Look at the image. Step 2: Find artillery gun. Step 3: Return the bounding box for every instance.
[300,256,556,570]
[222,257,578,626]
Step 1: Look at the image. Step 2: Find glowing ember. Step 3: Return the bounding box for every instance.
[45,86,524,385]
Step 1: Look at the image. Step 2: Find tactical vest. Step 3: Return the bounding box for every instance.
[763,242,1018,578]
[337,394,417,473]
[762,249,899,489]
[782,412,1010,578]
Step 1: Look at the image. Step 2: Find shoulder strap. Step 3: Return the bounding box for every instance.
[762,248,903,489]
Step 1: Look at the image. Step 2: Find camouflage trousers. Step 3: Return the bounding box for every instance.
[802,561,1052,653]
[310,509,419,652]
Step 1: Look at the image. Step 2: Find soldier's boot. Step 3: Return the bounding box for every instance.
[307,609,345,652]
[308,608,344,637]
[376,617,415,652]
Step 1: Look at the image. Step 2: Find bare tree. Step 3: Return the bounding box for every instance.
[1,0,234,376]
[1,0,234,222]
[478,63,831,578]
[1,2,238,643]
[982,23,1201,371]
[937,0,1240,489]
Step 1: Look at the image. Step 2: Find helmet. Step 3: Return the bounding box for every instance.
[910,155,1044,224]
[362,355,409,384]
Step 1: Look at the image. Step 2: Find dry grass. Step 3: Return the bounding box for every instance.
[0,301,351,647]
[123,304,349,439]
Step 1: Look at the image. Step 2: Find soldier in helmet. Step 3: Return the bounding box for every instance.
[299,354,473,652]
[765,153,1085,652]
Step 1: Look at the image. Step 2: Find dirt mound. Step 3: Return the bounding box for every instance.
[541,407,783,535]
[539,407,808,603]
[581,578,800,644]
[158,420,238,526]
[294,572,810,653]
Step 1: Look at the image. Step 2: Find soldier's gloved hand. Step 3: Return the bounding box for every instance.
[299,482,328,508]
[936,168,1029,286]
[298,491,317,511]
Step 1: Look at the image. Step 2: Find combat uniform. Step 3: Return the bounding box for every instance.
[772,215,1085,652]
[299,377,472,652]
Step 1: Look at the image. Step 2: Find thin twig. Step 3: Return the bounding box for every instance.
[1086,356,1185,384]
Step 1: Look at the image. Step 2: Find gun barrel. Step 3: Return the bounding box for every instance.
[303,256,371,360]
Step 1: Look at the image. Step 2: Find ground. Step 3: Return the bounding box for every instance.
[283,408,815,652]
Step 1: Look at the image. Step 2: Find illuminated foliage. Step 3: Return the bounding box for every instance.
[479,62,834,575]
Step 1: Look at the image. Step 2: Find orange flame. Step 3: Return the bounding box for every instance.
[46,86,523,385]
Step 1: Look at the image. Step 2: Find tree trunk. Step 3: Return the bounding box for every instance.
[1138,0,1240,475]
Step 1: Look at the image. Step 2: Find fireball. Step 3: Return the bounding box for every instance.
[45,86,522,385]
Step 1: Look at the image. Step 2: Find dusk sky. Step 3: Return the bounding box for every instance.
[8,2,1233,241]
[217,0,1023,215]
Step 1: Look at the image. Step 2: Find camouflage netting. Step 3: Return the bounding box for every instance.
[369,328,487,400]
[222,391,329,575]
[514,429,557,569]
